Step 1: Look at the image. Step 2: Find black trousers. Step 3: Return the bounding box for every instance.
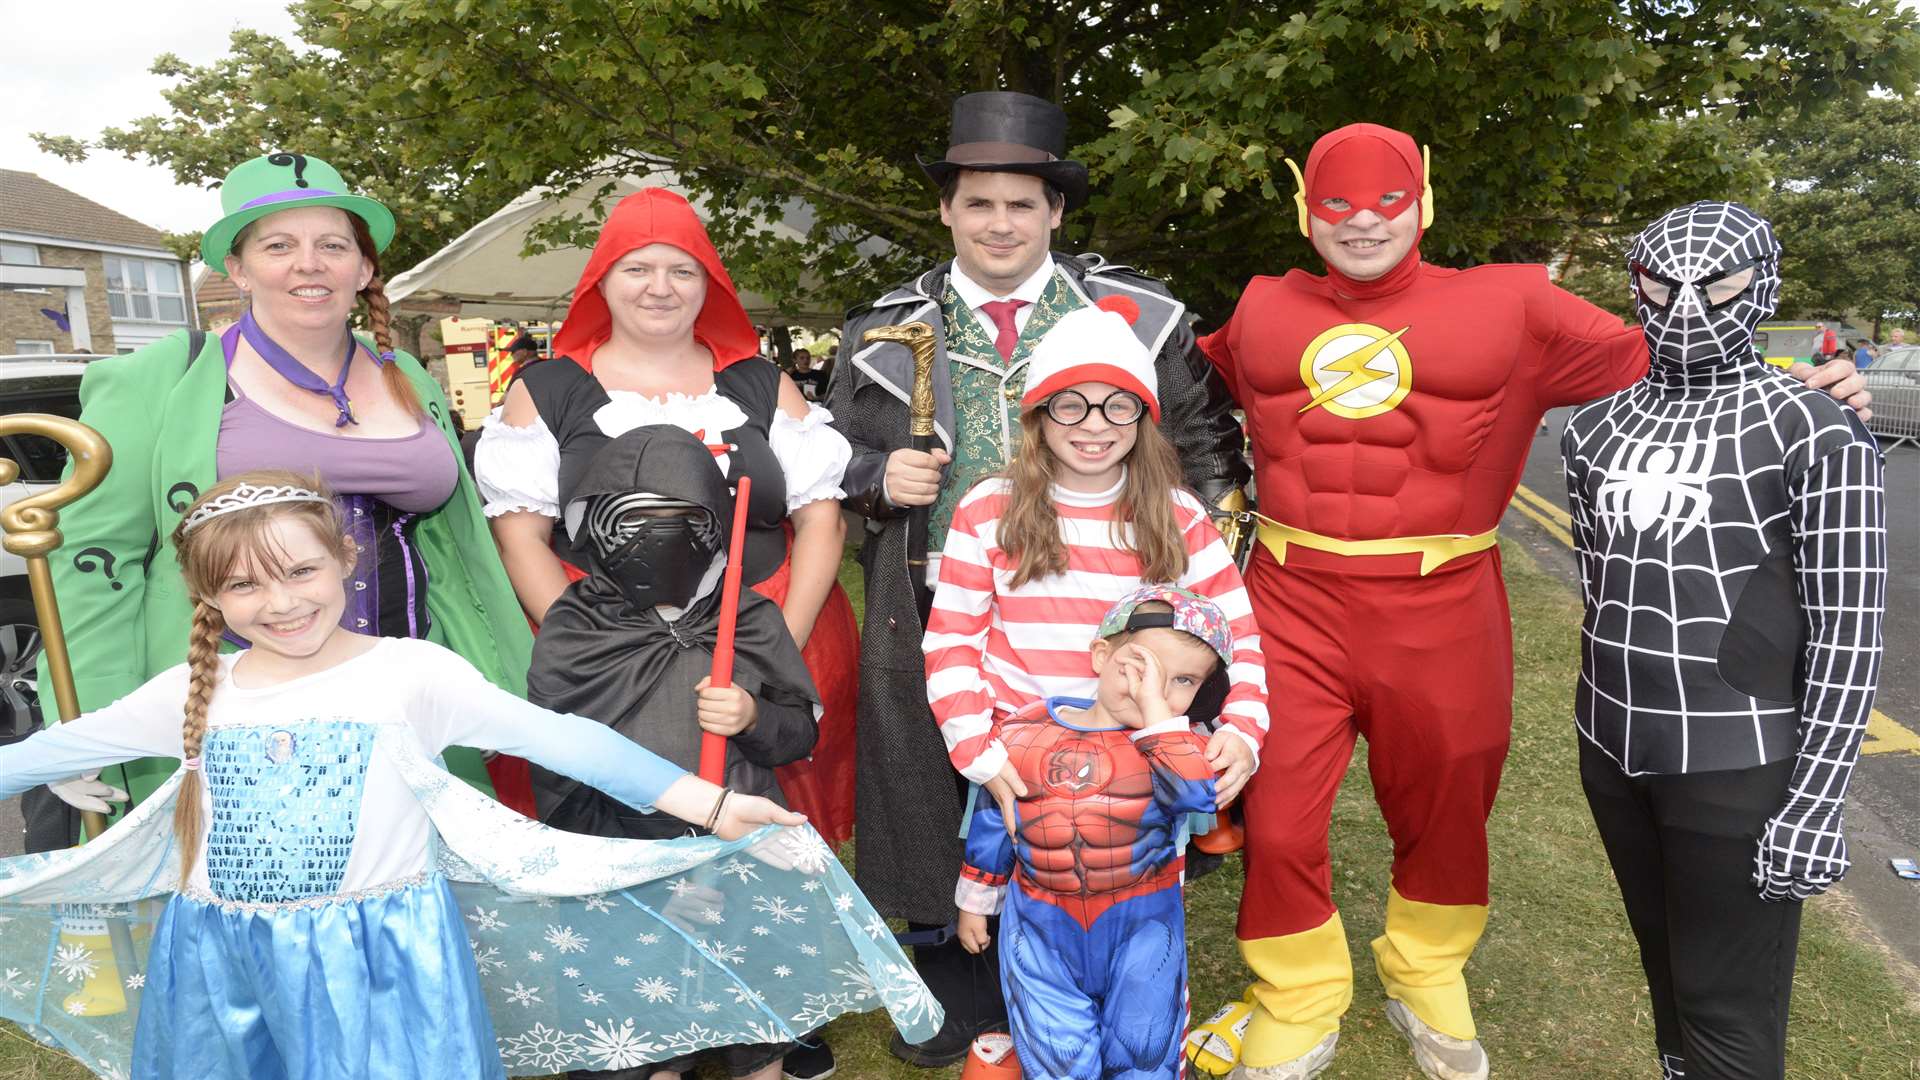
[907,916,1008,1041]
[20,783,79,854]
[1579,738,1802,1080]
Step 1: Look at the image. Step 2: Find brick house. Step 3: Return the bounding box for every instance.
[0,169,194,355]
[191,264,245,330]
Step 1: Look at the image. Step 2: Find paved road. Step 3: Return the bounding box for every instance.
[1508,408,1920,972]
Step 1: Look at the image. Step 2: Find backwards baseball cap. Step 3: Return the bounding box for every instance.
[1097,584,1234,667]
[1019,300,1161,420]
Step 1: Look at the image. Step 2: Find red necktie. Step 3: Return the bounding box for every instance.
[981,299,1030,363]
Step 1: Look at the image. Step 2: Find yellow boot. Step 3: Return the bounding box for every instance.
[55,912,125,1018]
[1184,987,1257,1076]
[1239,912,1352,1069]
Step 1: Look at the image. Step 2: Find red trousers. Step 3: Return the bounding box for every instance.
[1238,544,1513,940]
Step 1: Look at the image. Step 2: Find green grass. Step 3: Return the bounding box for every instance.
[6,543,1917,1078]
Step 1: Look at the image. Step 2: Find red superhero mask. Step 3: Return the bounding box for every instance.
[1288,124,1433,236]
[552,188,759,371]
[1286,123,1436,295]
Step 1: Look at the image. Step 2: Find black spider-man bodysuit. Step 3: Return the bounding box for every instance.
[1562,201,1885,1080]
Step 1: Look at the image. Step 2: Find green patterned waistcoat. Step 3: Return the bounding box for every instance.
[927,271,1084,552]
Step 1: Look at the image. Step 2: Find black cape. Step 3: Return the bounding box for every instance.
[526,425,818,839]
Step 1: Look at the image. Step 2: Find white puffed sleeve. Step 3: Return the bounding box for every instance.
[473,408,562,519]
[768,403,851,511]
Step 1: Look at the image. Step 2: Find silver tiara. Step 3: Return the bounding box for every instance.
[181,482,330,533]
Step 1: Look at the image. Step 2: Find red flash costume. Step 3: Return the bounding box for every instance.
[1200,124,1648,1066]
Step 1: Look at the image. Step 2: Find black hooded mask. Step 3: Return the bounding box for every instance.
[581,490,723,612]
[528,425,820,827]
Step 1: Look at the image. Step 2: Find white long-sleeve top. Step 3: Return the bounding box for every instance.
[0,638,686,901]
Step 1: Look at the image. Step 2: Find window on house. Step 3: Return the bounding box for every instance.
[103,256,187,323]
[0,243,40,266]
[13,341,56,355]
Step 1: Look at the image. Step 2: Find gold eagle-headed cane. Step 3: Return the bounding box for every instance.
[861,321,939,616]
[0,414,113,839]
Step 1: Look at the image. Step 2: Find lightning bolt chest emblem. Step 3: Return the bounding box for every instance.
[1298,322,1415,419]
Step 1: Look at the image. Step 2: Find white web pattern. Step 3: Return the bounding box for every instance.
[1565,255,1886,900]
[1629,201,1782,376]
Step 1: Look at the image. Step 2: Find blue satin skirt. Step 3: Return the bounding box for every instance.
[130,873,503,1080]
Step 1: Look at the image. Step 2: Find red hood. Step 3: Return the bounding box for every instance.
[552,188,759,370]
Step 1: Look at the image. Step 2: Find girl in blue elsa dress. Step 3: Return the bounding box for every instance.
[0,470,941,1079]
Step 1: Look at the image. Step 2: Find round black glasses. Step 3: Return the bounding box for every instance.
[1042,389,1146,427]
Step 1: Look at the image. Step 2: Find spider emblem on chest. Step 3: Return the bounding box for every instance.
[1042,740,1113,797]
[1595,433,1715,544]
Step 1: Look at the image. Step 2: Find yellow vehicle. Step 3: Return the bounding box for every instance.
[1752,323,1827,369]
[438,318,554,430]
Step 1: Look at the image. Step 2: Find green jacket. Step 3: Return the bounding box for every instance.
[36,328,531,818]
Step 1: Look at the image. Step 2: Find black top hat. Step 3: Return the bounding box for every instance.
[918,92,1090,210]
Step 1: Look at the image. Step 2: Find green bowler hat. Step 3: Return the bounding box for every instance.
[200,153,396,272]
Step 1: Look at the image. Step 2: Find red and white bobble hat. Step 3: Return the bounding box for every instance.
[1019,296,1161,421]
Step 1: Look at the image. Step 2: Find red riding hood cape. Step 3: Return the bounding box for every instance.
[552,188,760,370]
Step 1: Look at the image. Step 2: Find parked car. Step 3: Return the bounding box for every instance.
[0,354,101,743]
[1863,345,1920,447]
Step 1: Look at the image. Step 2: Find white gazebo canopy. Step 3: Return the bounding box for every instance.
[387,171,879,329]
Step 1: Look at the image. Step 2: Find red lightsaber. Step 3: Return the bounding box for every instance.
[699,475,752,784]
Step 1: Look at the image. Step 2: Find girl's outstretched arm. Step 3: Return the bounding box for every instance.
[0,666,187,801]
[411,643,804,840]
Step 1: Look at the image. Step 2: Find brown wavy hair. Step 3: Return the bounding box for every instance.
[231,212,420,415]
[1000,409,1189,590]
[166,470,354,878]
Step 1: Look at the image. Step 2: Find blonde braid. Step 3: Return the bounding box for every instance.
[359,272,422,416]
[173,599,225,879]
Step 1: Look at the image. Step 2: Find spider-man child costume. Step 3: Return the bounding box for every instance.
[956,586,1227,1079]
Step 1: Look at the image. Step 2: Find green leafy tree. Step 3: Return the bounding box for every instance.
[36,0,1920,322]
[1747,92,1920,335]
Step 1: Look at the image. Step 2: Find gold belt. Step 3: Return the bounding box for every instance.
[1254,516,1498,577]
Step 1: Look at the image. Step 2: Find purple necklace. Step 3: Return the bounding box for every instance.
[238,309,387,427]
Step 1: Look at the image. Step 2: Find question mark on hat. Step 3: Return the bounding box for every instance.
[268,152,310,188]
[73,547,122,591]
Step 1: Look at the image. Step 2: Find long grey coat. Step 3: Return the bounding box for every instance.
[827,252,1249,923]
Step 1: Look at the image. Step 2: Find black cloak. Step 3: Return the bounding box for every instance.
[527,425,819,840]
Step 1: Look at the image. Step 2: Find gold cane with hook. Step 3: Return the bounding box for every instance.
[0,413,113,838]
[0,413,144,1016]
[861,321,939,622]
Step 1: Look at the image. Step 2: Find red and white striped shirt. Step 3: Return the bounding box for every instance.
[924,474,1269,783]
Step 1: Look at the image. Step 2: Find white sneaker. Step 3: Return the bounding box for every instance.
[1384,999,1489,1080]
[1228,1032,1338,1080]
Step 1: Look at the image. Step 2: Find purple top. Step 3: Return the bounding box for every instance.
[217,324,459,640]
[215,393,457,512]
[215,324,457,512]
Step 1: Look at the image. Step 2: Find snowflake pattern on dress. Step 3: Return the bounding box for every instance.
[0,726,943,1078]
